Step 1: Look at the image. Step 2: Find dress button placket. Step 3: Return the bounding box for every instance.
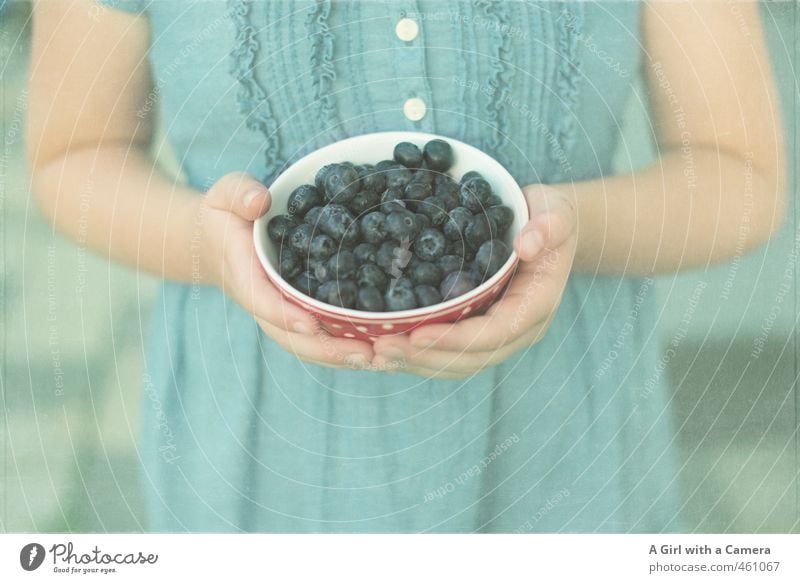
[393,3,433,130]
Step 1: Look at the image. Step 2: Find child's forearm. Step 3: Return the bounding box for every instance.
[32,144,215,285]
[567,147,784,275]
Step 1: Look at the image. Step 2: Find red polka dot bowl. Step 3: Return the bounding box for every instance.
[253,131,528,342]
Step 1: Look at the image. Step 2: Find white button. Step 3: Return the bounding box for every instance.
[403,97,426,121]
[395,18,419,42]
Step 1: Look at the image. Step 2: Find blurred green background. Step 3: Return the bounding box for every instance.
[1,1,797,532]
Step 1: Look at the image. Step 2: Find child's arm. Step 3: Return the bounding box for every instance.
[28,0,375,369]
[570,0,786,275]
[374,1,786,377]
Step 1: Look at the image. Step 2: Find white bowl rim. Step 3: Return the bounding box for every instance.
[253,131,529,321]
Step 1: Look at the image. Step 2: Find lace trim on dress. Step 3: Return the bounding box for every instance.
[473,0,515,166]
[306,0,344,140]
[550,2,584,182]
[228,0,281,183]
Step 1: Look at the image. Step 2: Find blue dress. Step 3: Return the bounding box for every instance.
[104,0,685,533]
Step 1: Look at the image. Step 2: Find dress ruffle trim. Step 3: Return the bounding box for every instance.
[228,0,281,183]
[473,0,515,164]
[306,0,343,139]
[550,2,584,181]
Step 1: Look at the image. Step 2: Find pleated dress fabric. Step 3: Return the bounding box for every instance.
[102,0,685,533]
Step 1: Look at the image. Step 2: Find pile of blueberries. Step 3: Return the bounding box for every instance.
[267,139,513,312]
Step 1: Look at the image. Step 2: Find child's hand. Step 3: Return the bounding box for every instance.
[202,172,375,370]
[371,184,577,379]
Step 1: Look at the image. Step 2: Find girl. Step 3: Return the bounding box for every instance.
[28,0,784,532]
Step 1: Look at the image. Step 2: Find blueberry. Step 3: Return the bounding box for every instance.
[465,213,497,250]
[474,239,510,280]
[315,280,336,302]
[486,205,514,235]
[393,142,424,168]
[267,215,299,243]
[357,286,385,312]
[414,227,447,261]
[287,184,322,217]
[309,234,336,261]
[323,164,360,203]
[415,213,432,230]
[414,284,443,307]
[410,165,436,186]
[376,240,399,272]
[360,211,387,244]
[304,206,324,227]
[486,194,503,207]
[327,250,357,279]
[446,238,464,257]
[308,258,332,282]
[404,181,433,211]
[409,261,443,286]
[314,164,335,191]
[357,164,386,193]
[440,271,477,301]
[330,280,358,308]
[417,196,449,225]
[438,254,465,275]
[318,204,356,242]
[459,170,484,186]
[381,187,407,214]
[403,253,423,278]
[348,190,380,216]
[443,206,473,240]
[385,283,418,311]
[278,248,302,279]
[435,174,460,199]
[459,177,493,212]
[440,195,459,213]
[376,240,412,275]
[357,264,388,291]
[423,139,454,172]
[385,209,419,241]
[384,165,414,189]
[317,279,358,308]
[392,276,415,291]
[353,242,377,264]
[341,224,361,247]
[288,223,314,255]
[375,159,399,173]
[446,238,477,261]
[293,271,320,297]
[467,260,485,284]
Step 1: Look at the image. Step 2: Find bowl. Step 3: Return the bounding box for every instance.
[253,131,528,341]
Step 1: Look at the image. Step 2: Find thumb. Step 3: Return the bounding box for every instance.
[514,184,577,262]
[205,171,271,221]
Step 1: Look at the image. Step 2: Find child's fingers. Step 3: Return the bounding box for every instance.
[206,171,271,221]
[515,184,577,262]
[218,236,319,334]
[257,319,375,369]
[375,323,542,373]
[405,266,560,353]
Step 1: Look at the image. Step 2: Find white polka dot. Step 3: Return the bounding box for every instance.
[356,326,368,333]
[330,323,343,329]
[395,18,419,42]
[343,333,355,338]
[382,323,395,330]
[462,306,472,315]
[403,97,426,121]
